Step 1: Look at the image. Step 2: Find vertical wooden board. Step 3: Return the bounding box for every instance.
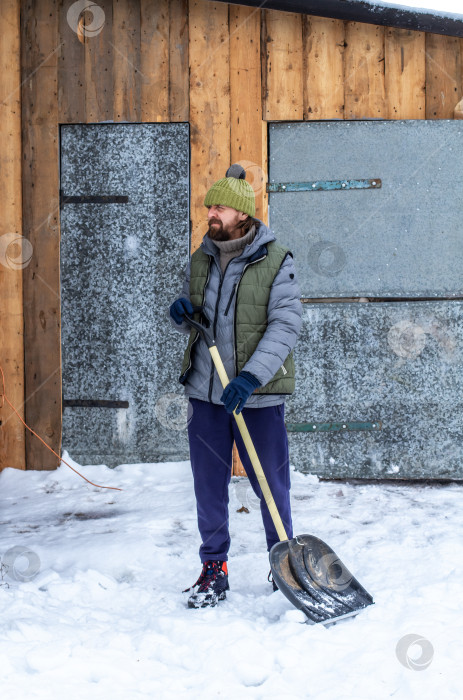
[140,0,169,122]
[262,9,303,121]
[302,15,344,120]
[344,22,386,119]
[113,0,141,122]
[230,5,266,220]
[21,0,61,469]
[230,6,266,477]
[189,0,230,251]
[0,0,26,470]
[85,0,113,122]
[425,33,462,119]
[57,0,86,123]
[169,0,189,122]
[385,28,425,119]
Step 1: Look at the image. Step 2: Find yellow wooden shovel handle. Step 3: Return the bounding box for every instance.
[208,345,288,542]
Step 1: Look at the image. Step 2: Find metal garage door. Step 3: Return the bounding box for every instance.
[60,123,190,467]
[269,120,463,479]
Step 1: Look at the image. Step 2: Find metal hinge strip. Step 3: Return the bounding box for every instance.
[60,191,129,208]
[267,179,381,193]
[63,399,129,409]
[286,421,382,432]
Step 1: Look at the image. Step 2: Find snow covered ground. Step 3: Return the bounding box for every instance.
[0,453,462,700]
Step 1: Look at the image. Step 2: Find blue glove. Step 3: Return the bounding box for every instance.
[221,371,261,414]
[170,297,194,325]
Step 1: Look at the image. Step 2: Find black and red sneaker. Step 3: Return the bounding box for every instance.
[184,560,229,608]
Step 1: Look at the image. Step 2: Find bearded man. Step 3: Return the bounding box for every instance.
[169,164,302,608]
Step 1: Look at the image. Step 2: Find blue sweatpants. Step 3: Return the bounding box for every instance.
[187,398,293,562]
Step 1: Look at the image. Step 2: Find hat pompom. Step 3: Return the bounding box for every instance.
[225,164,246,180]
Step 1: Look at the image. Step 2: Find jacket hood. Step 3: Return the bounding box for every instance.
[200,219,276,261]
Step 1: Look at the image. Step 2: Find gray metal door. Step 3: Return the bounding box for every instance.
[269,120,463,480]
[60,123,190,467]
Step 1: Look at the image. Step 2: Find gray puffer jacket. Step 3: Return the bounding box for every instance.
[170,220,302,407]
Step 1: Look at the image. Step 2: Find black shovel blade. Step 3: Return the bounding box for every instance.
[270,534,374,625]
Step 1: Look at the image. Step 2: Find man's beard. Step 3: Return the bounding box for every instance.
[207,219,232,241]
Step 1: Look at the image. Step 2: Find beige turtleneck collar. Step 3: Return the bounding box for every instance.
[210,224,257,274]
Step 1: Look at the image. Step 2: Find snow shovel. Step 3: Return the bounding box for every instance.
[183,314,374,625]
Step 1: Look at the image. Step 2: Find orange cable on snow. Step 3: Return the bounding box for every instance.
[0,364,122,491]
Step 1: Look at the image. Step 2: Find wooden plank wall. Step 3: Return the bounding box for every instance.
[21,0,61,470]
[0,0,25,470]
[2,0,463,469]
[264,10,431,120]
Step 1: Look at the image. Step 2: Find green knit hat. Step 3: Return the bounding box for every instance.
[204,164,256,217]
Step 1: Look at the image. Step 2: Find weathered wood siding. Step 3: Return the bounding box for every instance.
[1,0,463,469]
[0,0,25,470]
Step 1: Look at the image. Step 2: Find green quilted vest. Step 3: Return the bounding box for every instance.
[180,242,296,395]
